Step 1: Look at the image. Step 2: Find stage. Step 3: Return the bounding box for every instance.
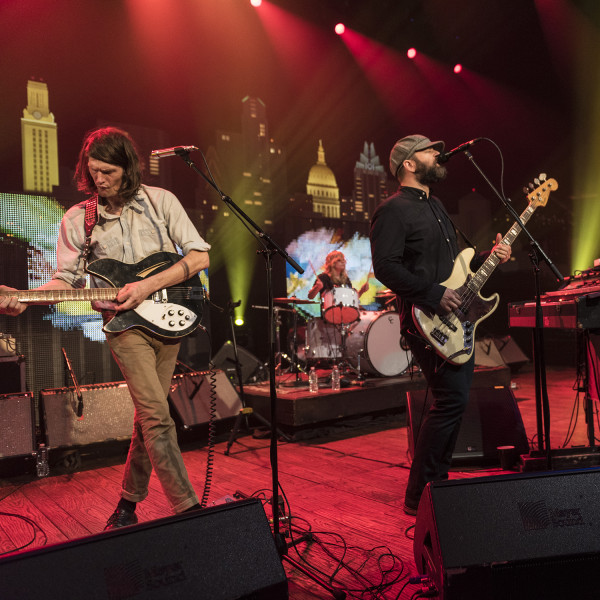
[1,364,599,599]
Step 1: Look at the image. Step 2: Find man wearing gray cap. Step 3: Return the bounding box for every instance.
[370,134,510,516]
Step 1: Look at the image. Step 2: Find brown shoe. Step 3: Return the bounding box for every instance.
[104,507,138,530]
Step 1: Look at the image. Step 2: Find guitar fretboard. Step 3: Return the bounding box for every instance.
[0,288,120,303]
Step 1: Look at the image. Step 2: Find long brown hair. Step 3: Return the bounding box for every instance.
[74,127,142,200]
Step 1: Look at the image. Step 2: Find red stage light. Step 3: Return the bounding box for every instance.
[335,23,345,35]
[250,0,262,7]
[454,63,463,74]
[407,48,417,59]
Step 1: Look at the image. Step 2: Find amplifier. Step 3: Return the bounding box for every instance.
[0,355,26,394]
[168,369,242,427]
[0,391,36,458]
[40,382,134,448]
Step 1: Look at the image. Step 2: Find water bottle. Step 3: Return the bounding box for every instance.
[308,367,319,393]
[331,364,341,391]
[36,444,49,478]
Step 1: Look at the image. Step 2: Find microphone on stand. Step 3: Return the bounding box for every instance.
[150,146,199,158]
[62,347,84,419]
[438,138,484,163]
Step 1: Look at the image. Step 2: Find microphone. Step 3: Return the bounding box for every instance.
[437,138,484,163]
[62,347,84,419]
[150,145,199,158]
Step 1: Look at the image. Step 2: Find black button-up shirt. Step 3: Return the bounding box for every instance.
[370,185,459,332]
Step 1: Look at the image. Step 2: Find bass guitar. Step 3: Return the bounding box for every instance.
[0,252,205,339]
[412,176,557,365]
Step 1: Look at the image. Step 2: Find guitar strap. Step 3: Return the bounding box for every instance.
[82,195,98,267]
[436,200,477,252]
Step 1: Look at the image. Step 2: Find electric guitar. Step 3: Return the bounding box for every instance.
[0,252,206,339]
[412,176,557,365]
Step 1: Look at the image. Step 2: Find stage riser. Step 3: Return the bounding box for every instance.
[244,367,511,428]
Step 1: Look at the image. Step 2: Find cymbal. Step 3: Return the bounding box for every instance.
[273,296,319,305]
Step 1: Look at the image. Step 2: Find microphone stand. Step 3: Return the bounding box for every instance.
[62,347,84,420]
[173,149,344,599]
[463,150,564,469]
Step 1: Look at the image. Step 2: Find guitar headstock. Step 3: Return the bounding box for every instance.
[524,173,558,207]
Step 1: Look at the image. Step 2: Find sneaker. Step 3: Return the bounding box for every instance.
[104,507,138,530]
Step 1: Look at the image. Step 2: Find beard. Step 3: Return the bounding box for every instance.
[413,157,447,185]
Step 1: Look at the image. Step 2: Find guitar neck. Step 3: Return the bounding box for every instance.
[0,288,121,303]
[468,202,537,293]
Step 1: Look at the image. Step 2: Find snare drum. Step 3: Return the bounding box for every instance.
[346,311,411,377]
[322,287,360,325]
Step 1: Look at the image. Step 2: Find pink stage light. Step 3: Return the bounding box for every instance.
[335,23,345,35]
[250,0,262,7]
[454,63,463,74]
[407,47,417,59]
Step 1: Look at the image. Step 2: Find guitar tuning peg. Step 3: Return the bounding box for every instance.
[523,187,529,195]
[539,173,547,181]
[534,178,540,186]
[528,182,535,190]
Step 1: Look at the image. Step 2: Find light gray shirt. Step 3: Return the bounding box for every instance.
[52,185,210,289]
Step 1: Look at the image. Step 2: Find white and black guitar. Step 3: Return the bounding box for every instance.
[412,176,557,365]
[0,252,205,339]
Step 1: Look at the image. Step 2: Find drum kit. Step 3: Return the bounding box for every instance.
[273,287,412,378]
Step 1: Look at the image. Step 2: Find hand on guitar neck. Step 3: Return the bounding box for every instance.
[0,279,72,316]
[438,233,511,315]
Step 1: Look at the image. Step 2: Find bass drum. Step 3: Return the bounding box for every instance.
[346,311,411,377]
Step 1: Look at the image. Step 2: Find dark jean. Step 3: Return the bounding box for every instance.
[404,332,475,508]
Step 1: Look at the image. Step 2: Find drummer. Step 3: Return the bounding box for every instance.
[307,250,369,300]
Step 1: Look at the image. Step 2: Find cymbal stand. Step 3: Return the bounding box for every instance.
[224,301,290,455]
[334,320,360,379]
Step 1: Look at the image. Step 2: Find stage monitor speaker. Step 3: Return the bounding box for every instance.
[0,391,35,458]
[0,497,288,600]
[414,468,600,599]
[40,382,134,449]
[212,341,264,384]
[475,336,529,369]
[168,369,243,427]
[406,386,529,467]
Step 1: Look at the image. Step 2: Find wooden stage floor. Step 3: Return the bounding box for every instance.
[0,364,597,599]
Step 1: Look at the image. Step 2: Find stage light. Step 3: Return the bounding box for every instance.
[250,0,262,6]
[335,23,345,35]
[407,48,417,59]
[235,317,245,326]
[454,63,463,74]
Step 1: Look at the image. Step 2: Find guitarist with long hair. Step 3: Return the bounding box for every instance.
[0,127,210,529]
[370,134,511,516]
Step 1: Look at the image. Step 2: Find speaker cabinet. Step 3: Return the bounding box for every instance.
[407,386,529,467]
[0,391,35,458]
[0,498,288,600]
[40,382,134,448]
[414,468,600,599]
[212,341,264,384]
[168,369,243,427]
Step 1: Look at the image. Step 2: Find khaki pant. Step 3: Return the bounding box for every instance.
[107,329,198,513]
